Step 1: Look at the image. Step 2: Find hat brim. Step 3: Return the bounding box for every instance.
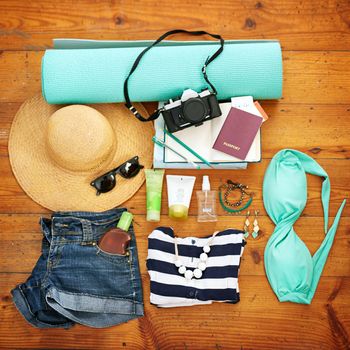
[8,94,154,212]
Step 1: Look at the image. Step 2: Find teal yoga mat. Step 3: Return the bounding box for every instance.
[42,39,283,104]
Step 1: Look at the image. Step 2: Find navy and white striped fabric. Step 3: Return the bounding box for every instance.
[147,227,246,308]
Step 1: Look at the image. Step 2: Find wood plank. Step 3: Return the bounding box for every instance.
[0,0,350,51]
[1,1,350,349]
[260,102,350,159]
[0,102,16,158]
[0,215,349,277]
[0,50,350,104]
[2,102,350,159]
[0,156,348,216]
[1,273,349,349]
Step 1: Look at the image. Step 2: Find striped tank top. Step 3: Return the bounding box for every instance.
[147,227,246,308]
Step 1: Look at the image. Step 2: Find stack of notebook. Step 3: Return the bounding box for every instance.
[153,96,266,169]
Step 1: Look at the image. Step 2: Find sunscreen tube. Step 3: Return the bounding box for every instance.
[145,169,164,222]
[166,175,196,220]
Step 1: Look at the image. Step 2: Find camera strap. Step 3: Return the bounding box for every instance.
[124,29,224,122]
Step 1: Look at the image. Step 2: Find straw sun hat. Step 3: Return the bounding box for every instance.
[8,94,154,212]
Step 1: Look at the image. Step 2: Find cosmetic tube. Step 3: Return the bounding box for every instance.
[145,169,164,222]
[166,175,196,220]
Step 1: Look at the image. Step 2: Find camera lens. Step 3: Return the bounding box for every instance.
[183,98,208,124]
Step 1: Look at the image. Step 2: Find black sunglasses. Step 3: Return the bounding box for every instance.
[90,156,144,195]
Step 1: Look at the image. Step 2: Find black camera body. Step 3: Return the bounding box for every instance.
[161,89,222,133]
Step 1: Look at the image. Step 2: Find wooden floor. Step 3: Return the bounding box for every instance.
[0,0,350,349]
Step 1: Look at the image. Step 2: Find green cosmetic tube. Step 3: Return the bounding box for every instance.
[145,169,165,222]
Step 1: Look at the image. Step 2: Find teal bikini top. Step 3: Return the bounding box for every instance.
[263,149,346,304]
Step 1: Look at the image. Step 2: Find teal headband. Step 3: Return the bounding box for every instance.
[263,149,346,304]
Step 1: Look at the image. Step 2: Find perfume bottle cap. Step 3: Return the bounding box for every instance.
[202,175,211,191]
[117,211,133,231]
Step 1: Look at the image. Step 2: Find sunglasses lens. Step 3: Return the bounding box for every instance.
[91,173,116,195]
[120,157,143,178]
[90,156,143,195]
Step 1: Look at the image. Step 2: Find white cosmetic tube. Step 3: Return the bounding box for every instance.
[166,175,196,220]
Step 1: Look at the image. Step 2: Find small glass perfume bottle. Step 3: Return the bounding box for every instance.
[196,175,217,222]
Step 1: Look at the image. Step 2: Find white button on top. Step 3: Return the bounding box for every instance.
[178,266,186,274]
[193,268,202,278]
[184,270,193,280]
[200,253,208,261]
[198,262,206,271]
[203,245,210,253]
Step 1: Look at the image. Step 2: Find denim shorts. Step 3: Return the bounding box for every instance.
[11,208,144,328]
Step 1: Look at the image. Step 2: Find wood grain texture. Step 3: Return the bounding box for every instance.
[1,102,350,159]
[1,51,350,104]
[0,0,350,51]
[1,274,349,349]
[0,215,349,276]
[0,0,350,349]
[1,157,349,216]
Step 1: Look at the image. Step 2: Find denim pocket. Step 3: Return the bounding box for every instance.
[94,245,131,265]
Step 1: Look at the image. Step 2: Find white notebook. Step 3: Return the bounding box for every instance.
[164,96,262,163]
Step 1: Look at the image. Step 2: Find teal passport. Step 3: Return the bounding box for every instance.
[42,39,283,104]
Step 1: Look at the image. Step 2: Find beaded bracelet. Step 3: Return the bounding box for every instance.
[218,180,253,214]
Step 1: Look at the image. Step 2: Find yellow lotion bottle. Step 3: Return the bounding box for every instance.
[166,175,196,220]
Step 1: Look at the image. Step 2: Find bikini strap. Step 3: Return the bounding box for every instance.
[288,149,346,234]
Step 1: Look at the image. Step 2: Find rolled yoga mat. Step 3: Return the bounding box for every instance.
[42,40,283,104]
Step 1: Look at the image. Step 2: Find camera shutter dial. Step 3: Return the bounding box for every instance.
[183,98,208,124]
